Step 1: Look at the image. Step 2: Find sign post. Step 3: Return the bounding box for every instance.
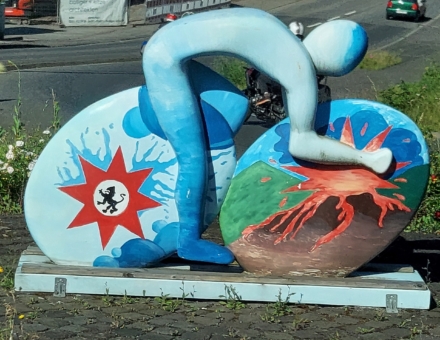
[0,2,5,40]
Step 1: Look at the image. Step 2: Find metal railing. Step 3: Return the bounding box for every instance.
[145,0,231,24]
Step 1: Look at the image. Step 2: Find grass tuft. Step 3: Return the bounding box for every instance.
[359,50,402,70]
[212,56,248,90]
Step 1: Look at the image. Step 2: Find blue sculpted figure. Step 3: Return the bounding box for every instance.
[137,8,392,264]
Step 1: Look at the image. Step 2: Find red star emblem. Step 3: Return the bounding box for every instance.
[58,147,161,249]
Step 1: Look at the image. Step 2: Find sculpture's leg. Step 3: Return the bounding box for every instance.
[282,89,392,174]
[145,63,234,264]
[288,128,393,174]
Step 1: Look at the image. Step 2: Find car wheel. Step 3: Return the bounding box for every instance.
[386,14,392,20]
[414,13,420,22]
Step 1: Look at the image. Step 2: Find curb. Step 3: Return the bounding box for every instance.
[0,56,140,71]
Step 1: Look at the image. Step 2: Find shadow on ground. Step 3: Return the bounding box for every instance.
[0,44,48,49]
[4,26,63,36]
[373,235,440,282]
[387,15,431,23]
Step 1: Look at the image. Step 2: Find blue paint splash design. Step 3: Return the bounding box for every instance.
[131,138,178,204]
[56,128,112,186]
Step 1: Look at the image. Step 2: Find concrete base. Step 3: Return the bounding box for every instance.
[14,246,431,311]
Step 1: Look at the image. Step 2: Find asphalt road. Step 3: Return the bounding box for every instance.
[2,0,440,68]
[0,38,144,70]
[273,0,440,48]
[1,0,440,153]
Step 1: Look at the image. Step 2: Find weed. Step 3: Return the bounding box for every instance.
[180,282,196,299]
[110,319,124,329]
[26,311,39,320]
[41,89,62,134]
[102,288,115,307]
[410,326,422,338]
[219,285,245,310]
[227,327,240,338]
[0,267,14,291]
[121,291,138,305]
[101,297,112,307]
[343,306,352,316]
[260,288,296,323]
[154,292,183,312]
[357,327,375,334]
[0,304,15,340]
[359,50,402,70]
[170,329,181,336]
[260,311,281,324]
[69,308,81,316]
[271,288,295,316]
[27,297,39,305]
[292,316,309,330]
[328,331,340,340]
[7,61,24,138]
[374,309,388,322]
[87,318,96,325]
[399,319,411,328]
[422,259,431,283]
[82,301,93,309]
[153,283,192,312]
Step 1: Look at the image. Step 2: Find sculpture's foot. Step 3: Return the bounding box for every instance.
[364,148,393,174]
[177,239,235,265]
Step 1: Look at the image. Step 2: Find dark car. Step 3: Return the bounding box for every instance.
[386,0,427,21]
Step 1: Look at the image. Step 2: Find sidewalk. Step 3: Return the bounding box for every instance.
[232,0,303,12]
[0,0,304,48]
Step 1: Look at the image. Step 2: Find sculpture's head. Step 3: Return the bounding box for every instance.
[303,20,368,77]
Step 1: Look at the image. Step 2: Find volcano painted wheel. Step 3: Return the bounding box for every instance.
[219,99,429,277]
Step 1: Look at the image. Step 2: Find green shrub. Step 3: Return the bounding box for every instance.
[378,65,440,233]
[0,61,59,214]
[406,149,440,233]
[379,65,440,132]
[0,131,51,212]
